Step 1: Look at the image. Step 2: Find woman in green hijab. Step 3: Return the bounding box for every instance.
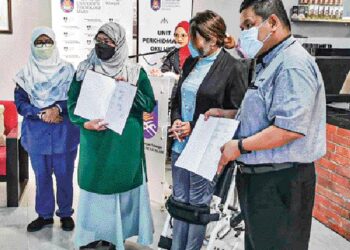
[68,22,156,250]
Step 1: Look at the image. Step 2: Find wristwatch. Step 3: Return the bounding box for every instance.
[238,138,251,154]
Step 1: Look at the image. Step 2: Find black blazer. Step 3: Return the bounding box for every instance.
[171,49,248,129]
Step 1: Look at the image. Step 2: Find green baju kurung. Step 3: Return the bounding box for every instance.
[67,68,155,194]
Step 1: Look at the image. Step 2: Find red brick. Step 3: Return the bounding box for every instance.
[315,204,350,239]
[326,132,334,142]
[313,208,328,223]
[331,173,350,189]
[327,124,338,134]
[335,145,350,159]
[314,162,320,169]
[317,157,337,171]
[337,128,350,138]
[315,194,350,220]
[316,176,350,201]
[317,204,339,224]
[315,165,331,179]
[329,153,350,167]
[324,151,333,161]
[334,164,350,179]
[330,183,350,200]
[316,184,350,210]
[327,142,337,153]
[332,135,350,147]
[317,176,333,190]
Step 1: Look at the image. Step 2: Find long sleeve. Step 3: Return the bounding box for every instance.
[67,76,88,127]
[14,84,41,120]
[131,68,156,114]
[54,100,68,115]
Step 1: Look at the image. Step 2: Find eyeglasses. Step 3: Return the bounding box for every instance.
[34,42,54,48]
[174,33,188,39]
[94,38,115,46]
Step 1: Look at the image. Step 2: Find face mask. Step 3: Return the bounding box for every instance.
[188,40,200,58]
[95,43,115,61]
[188,40,212,58]
[33,46,55,60]
[238,20,271,58]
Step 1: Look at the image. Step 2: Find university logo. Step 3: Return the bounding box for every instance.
[144,102,158,139]
[160,18,168,24]
[151,0,161,11]
[61,0,74,13]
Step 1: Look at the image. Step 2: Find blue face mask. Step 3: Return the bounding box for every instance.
[238,21,271,59]
[188,40,200,58]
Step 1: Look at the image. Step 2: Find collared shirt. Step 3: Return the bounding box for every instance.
[235,36,326,164]
[172,48,221,154]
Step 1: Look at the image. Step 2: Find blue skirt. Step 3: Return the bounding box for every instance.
[74,180,154,250]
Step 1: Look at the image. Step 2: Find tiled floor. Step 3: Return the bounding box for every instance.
[0,166,349,250]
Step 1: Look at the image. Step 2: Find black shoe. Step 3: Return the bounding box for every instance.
[79,241,100,249]
[99,241,116,250]
[60,216,75,231]
[80,240,115,250]
[27,217,54,232]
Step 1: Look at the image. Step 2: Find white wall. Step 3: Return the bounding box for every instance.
[1,0,350,100]
[193,0,241,44]
[0,0,51,100]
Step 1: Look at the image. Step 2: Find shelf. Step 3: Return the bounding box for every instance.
[291,18,350,24]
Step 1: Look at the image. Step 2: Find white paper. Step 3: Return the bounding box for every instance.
[74,70,137,135]
[175,115,240,181]
[104,82,137,134]
[74,70,115,120]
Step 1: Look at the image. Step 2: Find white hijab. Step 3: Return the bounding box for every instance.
[14,27,74,109]
[76,22,141,86]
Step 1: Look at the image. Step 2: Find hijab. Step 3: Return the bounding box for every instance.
[175,21,191,69]
[76,22,141,86]
[14,27,74,109]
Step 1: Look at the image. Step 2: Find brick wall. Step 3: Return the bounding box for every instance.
[314,124,350,240]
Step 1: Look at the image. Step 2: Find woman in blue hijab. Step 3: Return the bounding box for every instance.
[14,27,80,232]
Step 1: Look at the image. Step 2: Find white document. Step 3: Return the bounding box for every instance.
[175,115,240,181]
[74,70,137,135]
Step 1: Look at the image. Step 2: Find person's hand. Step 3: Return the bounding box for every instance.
[168,119,183,142]
[178,122,191,139]
[217,140,241,174]
[115,76,126,82]
[224,34,236,49]
[84,119,108,131]
[204,108,225,120]
[41,107,62,124]
[150,68,162,77]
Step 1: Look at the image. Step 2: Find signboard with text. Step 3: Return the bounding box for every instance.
[144,76,175,205]
[138,0,193,72]
[52,0,133,68]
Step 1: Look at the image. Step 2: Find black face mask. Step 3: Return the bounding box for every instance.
[95,43,115,61]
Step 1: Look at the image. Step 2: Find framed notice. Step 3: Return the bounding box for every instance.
[0,0,12,34]
[52,0,134,68]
